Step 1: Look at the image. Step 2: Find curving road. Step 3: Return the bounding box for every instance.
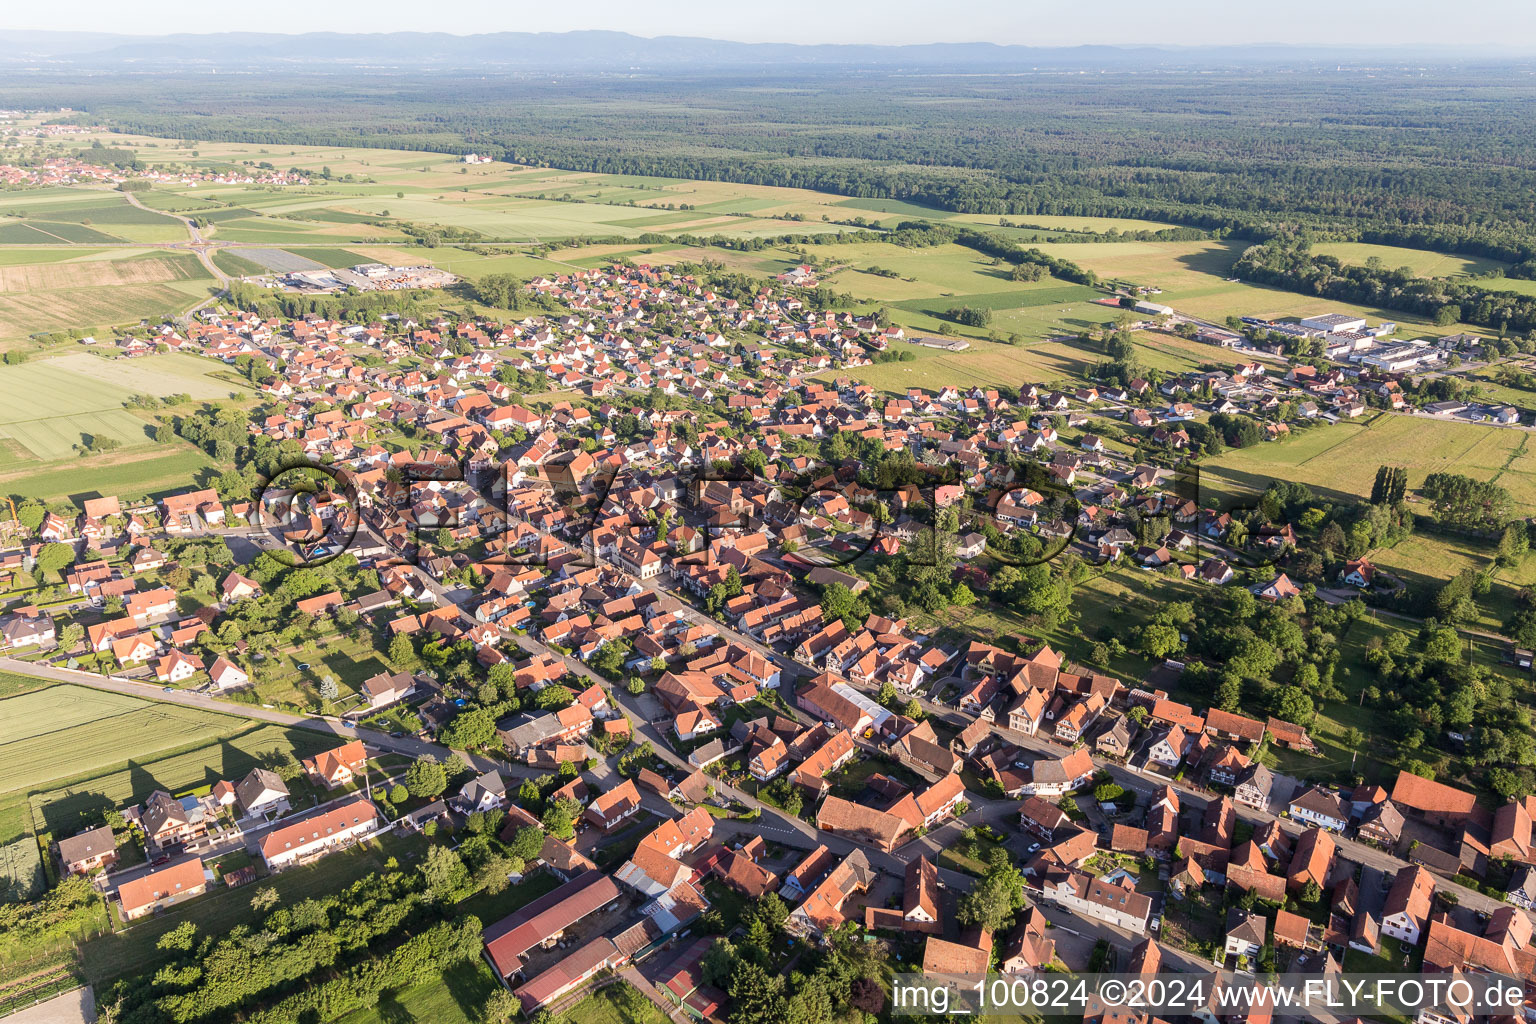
[119,187,228,287]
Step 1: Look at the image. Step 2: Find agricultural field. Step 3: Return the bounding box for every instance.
[0,676,340,904]
[0,686,242,801]
[0,250,213,343]
[1197,413,1536,514]
[10,131,1114,256]
[819,336,1089,393]
[28,717,337,841]
[0,446,217,503]
[1014,238,1492,339]
[0,187,188,245]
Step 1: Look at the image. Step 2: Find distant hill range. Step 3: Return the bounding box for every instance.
[0,30,1499,72]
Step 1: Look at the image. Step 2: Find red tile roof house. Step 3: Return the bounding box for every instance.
[864,855,941,935]
[153,650,204,684]
[119,855,208,920]
[815,796,909,853]
[207,656,250,691]
[1286,827,1336,894]
[1390,770,1483,828]
[922,933,992,975]
[1042,871,1152,934]
[294,591,344,618]
[786,849,875,940]
[1380,865,1437,946]
[583,778,642,831]
[259,799,379,870]
[126,587,178,624]
[481,870,623,983]
[301,740,369,790]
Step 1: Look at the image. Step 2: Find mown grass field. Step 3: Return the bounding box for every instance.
[251,632,395,711]
[41,351,235,399]
[1310,241,1507,279]
[1364,531,1536,634]
[333,960,500,1024]
[0,350,231,476]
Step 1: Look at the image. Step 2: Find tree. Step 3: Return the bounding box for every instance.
[388,631,415,665]
[16,500,45,534]
[727,963,787,1024]
[388,783,408,804]
[1271,686,1315,728]
[1299,879,1323,905]
[507,825,545,863]
[440,708,497,750]
[1138,623,1183,659]
[819,581,859,625]
[422,844,470,900]
[318,675,339,702]
[249,886,279,913]
[542,796,581,840]
[589,638,631,679]
[33,542,73,580]
[479,989,520,1024]
[157,920,199,953]
[901,698,924,720]
[534,685,575,710]
[474,853,515,895]
[957,859,1025,932]
[1094,782,1125,803]
[266,750,304,782]
[474,273,523,310]
[702,938,737,988]
[1215,674,1243,712]
[1498,522,1530,567]
[405,757,448,799]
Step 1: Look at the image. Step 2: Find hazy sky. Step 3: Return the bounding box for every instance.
[8,0,1536,48]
